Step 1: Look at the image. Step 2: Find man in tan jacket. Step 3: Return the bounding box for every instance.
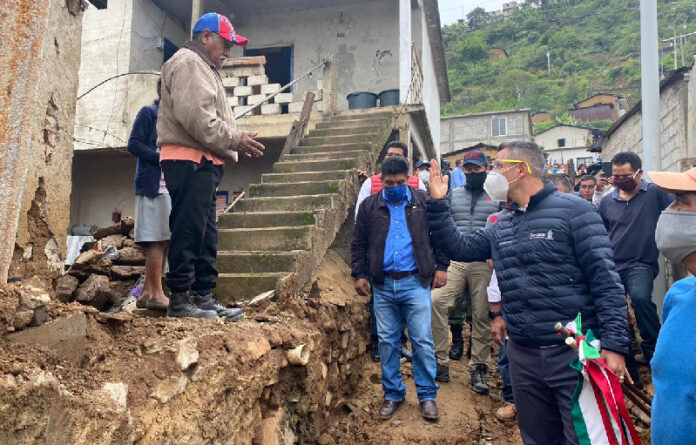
[158,13,264,319]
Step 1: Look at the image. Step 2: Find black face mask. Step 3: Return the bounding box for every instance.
[465,172,487,189]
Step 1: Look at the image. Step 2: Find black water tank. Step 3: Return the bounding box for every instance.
[347,92,378,110]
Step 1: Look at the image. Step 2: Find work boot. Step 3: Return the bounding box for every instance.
[379,400,402,420]
[495,402,516,421]
[167,292,218,319]
[435,363,450,382]
[400,344,413,362]
[470,364,489,395]
[449,324,464,361]
[370,344,381,362]
[192,292,243,322]
[420,400,440,421]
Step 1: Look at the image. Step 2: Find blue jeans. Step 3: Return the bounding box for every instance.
[621,267,660,361]
[373,275,438,402]
[368,296,408,345]
[498,336,514,403]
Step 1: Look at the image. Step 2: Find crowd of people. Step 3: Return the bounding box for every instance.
[351,140,695,444]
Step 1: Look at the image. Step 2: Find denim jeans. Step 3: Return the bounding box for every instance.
[620,267,661,361]
[373,275,438,402]
[368,296,408,345]
[498,336,514,403]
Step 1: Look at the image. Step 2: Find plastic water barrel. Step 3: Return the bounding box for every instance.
[378,89,400,107]
[347,92,378,110]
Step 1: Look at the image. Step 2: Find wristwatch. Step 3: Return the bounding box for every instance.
[488,310,503,320]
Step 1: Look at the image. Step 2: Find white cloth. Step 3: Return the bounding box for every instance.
[487,269,501,303]
[592,185,613,208]
[354,177,426,220]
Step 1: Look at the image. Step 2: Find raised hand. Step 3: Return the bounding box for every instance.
[428,159,449,200]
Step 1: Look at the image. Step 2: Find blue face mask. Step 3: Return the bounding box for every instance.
[384,184,407,202]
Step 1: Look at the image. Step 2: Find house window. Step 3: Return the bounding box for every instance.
[557,138,566,148]
[492,117,507,137]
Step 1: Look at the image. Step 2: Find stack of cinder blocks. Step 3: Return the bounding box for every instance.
[221,56,322,117]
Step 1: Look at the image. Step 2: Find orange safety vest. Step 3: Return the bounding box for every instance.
[370,174,420,194]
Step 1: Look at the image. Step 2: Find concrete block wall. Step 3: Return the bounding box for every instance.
[221,57,324,117]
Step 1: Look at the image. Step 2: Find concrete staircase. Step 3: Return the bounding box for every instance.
[215,110,396,305]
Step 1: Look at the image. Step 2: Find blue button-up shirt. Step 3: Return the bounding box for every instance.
[382,188,418,272]
[450,167,466,189]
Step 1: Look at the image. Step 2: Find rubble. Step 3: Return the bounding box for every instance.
[56,219,145,311]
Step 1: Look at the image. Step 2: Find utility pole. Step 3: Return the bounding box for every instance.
[681,35,686,67]
[640,0,660,173]
[547,50,551,76]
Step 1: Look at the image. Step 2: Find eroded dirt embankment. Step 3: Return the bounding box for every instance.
[0,250,369,445]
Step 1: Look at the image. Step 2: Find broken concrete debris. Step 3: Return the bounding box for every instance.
[58,217,144,311]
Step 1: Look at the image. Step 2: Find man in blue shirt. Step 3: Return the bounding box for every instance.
[450,159,466,189]
[352,156,449,421]
[598,152,674,371]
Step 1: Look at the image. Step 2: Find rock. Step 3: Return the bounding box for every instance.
[111,266,145,280]
[318,433,336,445]
[54,274,79,302]
[116,247,146,265]
[240,337,271,363]
[151,375,188,403]
[13,310,34,330]
[31,306,49,326]
[120,217,135,235]
[8,313,88,363]
[74,250,101,265]
[75,274,112,309]
[122,238,136,248]
[101,382,128,411]
[100,235,126,250]
[176,338,199,370]
[108,280,137,302]
[92,224,122,240]
[18,283,50,310]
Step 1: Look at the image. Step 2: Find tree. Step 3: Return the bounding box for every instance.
[467,7,489,30]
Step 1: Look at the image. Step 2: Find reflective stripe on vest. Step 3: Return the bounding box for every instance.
[370,174,420,194]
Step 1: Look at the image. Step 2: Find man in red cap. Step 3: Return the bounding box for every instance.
[157,13,264,319]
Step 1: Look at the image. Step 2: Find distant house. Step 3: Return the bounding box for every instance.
[569,93,629,122]
[440,109,533,155]
[601,67,694,172]
[502,2,518,17]
[442,142,498,166]
[535,124,602,167]
[531,111,552,124]
[490,47,508,62]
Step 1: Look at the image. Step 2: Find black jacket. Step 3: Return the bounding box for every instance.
[127,105,162,197]
[427,183,629,354]
[352,187,449,287]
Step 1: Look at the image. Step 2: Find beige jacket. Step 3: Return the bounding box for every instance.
[157,41,239,162]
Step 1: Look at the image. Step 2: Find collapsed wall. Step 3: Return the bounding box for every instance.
[8,0,84,286]
[0,250,370,444]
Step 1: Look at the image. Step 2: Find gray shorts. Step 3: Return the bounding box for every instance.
[134,194,171,244]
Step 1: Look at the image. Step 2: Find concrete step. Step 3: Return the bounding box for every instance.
[218,211,317,228]
[273,158,359,173]
[314,118,390,130]
[248,180,342,197]
[218,226,313,251]
[216,250,301,273]
[327,111,394,122]
[215,272,287,304]
[292,143,371,154]
[281,151,364,162]
[301,133,378,147]
[235,194,337,212]
[308,125,385,138]
[261,170,352,183]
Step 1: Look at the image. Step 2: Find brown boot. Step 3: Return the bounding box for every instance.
[379,400,402,420]
[420,400,440,421]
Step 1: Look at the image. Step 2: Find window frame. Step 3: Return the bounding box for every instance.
[492,116,508,137]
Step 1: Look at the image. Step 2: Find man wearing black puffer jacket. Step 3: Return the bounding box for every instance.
[426,141,629,445]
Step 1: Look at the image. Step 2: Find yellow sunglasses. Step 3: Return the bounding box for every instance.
[493,159,532,174]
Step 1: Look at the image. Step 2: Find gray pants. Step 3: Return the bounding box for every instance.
[507,339,580,445]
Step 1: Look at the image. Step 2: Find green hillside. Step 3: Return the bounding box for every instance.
[442,0,696,125]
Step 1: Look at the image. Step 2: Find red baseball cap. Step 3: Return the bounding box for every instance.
[193,13,248,46]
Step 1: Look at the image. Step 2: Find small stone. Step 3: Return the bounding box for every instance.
[54,274,79,302]
[100,235,126,249]
[116,247,146,265]
[241,337,271,363]
[111,266,145,280]
[74,250,101,265]
[101,382,128,411]
[151,375,188,403]
[13,310,34,330]
[120,217,135,235]
[318,433,335,445]
[18,283,50,310]
[92,224,122,240]
[30,306,49,326]
[176,338,199,371]
[75,274,112,310]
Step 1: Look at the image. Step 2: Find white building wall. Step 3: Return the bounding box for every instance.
[535,126,592,152]
[418,7,441,156]
[440,111,532,154]
[230,0,400,111]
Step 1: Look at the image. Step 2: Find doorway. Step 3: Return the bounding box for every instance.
[244,46,294,90]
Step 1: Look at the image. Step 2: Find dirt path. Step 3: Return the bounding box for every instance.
[327,349,524,445]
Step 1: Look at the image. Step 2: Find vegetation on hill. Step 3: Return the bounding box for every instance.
[442,0,696,125]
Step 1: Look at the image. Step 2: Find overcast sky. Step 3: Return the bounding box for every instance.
[439,0,508,25]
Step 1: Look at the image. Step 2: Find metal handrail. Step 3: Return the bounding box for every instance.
[234,56,333,119]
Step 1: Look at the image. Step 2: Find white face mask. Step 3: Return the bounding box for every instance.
[484,166,518,201]
[655,210,696,264]
[418,170,430,183]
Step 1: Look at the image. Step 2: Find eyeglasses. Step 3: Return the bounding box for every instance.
[492,159,532,174]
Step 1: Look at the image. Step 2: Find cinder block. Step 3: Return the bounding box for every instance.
[222,77,240,88]
[234,105,253,116]
[228,66,265,77]
[274,93,294,104]
[226,95,239,107]
[288,102,305,113]
[233,86,253,97]
[261,103,281,115]
[248,94,266,106]
[261,83,281,95]
[247,75,269,86]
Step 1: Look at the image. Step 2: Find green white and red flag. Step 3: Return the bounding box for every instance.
[563,313,642,445]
